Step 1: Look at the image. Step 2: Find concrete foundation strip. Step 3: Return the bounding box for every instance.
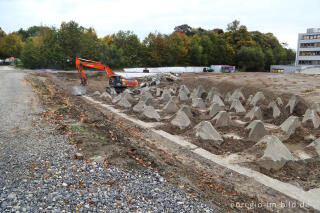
[83,96,320,211]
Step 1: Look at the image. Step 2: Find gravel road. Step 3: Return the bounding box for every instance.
[0,67,216,212]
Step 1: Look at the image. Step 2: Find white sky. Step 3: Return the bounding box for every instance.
[1,0,319,49]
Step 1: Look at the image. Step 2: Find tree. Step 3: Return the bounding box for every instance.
[0,33,23,58]
[142,33,168,67]
[58,21,84,64]
[174,24,192,35]
[166,32,189,66]
[236,46,265,72]
[226,20,240,32]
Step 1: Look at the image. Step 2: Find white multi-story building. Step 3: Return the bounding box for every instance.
[296,28,320,66]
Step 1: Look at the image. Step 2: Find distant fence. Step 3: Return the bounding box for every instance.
[124,67,206,73]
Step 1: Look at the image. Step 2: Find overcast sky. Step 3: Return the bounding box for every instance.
[0,0,319,49]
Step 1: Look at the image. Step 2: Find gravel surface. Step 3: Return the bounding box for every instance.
[0,67,216,212]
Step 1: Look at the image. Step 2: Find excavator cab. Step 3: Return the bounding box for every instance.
[109,75,122,87]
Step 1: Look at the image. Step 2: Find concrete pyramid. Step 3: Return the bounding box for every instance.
[143,106,161,121]
[207,88,222,102]
[267,101,281,118]
[254,135,295,170]
[162,100,179,114]
[194,121,223,144]
[230,99,246,114]
[246,95,253,106]
[209,103,224,118]
[224,92,232,102]
[100,92,112,101]
[123,92,135,103]
[246,120,268,142]
[156,88,161,97]
[302,109,320,129]
[311,103,320,113]
[178,89,189,102]
[133,101,146,113]
[250,92,265,106]
[276,97,283,106]
[191,86,206,99]
[230,88,245,101]
[140,91,153,102]
[179,85,190,96]
[192,98,206,109]
[245,106,263,121]
[178,105,193,119]
[161,90,171,102]
[92,91,101,96]
[307,138,320,156]
[117,96,132,108]
[285,95,300,114]
[144,97,154,106]
[212,111,231,127]
[280,116,301,138]
[171,110,191,129]
[211,95,225,107]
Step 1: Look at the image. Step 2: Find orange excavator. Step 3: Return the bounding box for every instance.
[75,57,138,93]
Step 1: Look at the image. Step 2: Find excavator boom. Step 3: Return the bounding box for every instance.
[75,57,138,92]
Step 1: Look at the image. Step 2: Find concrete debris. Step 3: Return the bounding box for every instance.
[171,110,191,130]
[230,99,246,114]
[179,85,190,96]
[194,121,223,144]
[246,120,268,142]
[245,106,263,121]
[143,106,161,121]
[255,135,295,170]
[140,82,147,88]
[162,100,179,114]
[156,88,161,97]
[112,94,122,104]
[178,105,193,119]
[311,103,320,113]
[250,92,265,106]
[92,91,101,96]
[212,111,231,127]
[99,92,112,101]
[246,95,253,106]
[207,88,222,102]
[117,96,132,108]
[133,101,146,113]
[192,98,206,109]
[211,95,225,107]
[109,88,117,96]
[276,97,283,106]
[307,138,320,156]
[230,88,245,101]
[190,86,206,99]
[124,88,133,94]
[267,101,281,118]
[208,103,224,118]
[280,116,301,138]
[122,92,135,103]
[302,109,320,129]
[72,86,86,96]
[285,95,300,114]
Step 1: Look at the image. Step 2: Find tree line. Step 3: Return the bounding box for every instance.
[0,20,295,71]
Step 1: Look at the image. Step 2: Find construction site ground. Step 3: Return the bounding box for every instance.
[28,71,320,212]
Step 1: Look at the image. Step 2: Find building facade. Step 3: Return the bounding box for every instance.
[296,28,320,66]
